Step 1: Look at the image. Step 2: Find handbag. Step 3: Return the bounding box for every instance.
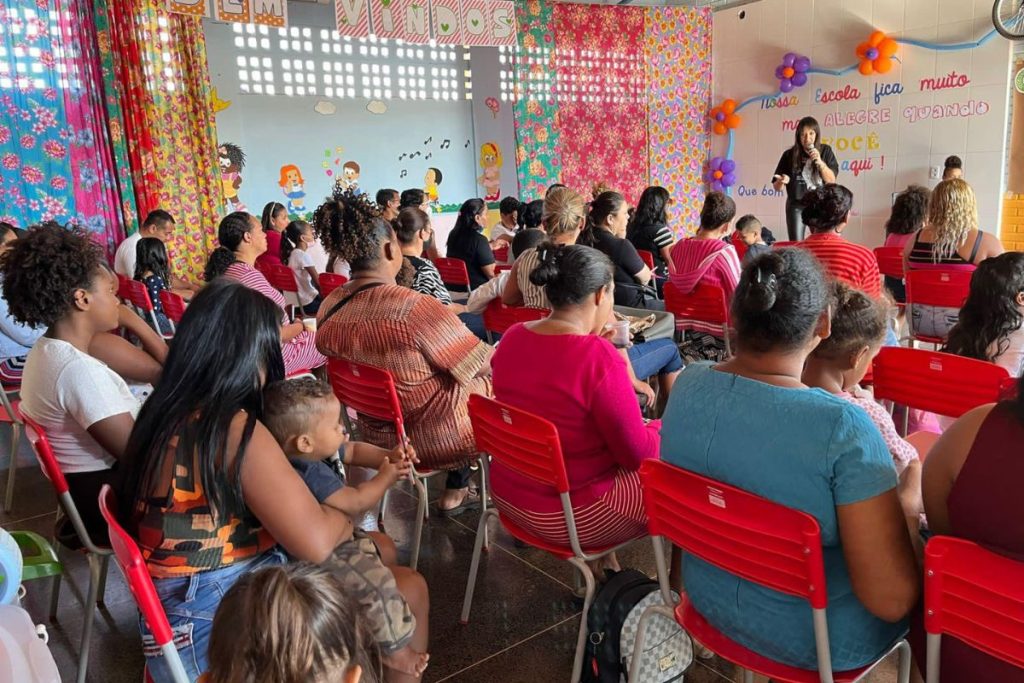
[614,305,676,344]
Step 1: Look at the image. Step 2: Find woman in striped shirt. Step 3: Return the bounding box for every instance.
[204,212,326,376]
[798,185,880,299]
[627,185,677,278]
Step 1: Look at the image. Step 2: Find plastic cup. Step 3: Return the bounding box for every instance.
[609,320,631,348]
[303,317,317,333]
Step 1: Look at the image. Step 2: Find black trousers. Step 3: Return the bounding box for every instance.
[785,198,806,242]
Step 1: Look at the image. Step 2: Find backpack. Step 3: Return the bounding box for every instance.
[581,569,692,683]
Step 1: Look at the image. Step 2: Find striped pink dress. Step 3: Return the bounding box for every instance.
[223,262,326,375]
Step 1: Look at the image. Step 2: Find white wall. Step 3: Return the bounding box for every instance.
[713,0,1012,246]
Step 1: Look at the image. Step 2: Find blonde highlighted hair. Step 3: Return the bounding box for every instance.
[927,178,978,263]
[542,185,586,238]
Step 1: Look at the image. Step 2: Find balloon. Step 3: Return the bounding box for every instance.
[780,79,794,93]
[869,29,885,46]
[866,47,879,60]
[782,66,795,78]
[782,52,796,67]
[710,157,723,170]
[715,112,726,122]
[792,72,808,87]
[721,159,736,174]
[723,173,737,186]
[858,60,874,76]
[713,122,727,135]
[879,38,898,58]
[775,65,785,79]
[875,57,893,74]
[711,180,724,193]
[794,56,811,71]
[722,99,737,114]
[725,113,741,129]
[855,42,869,58]
[713,170,723,180]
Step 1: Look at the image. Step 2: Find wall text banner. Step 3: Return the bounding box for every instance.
[336,0,374,36]
[431,0,465,44]
[179,0,286,26]
[252,0,287,27]
[167,0,209,18]
[372,0,431,42]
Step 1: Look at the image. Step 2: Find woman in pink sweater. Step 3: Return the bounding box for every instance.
[491,244,659,566]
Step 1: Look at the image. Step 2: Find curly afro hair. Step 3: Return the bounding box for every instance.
[1,221,107,328]
[325,190,394,271]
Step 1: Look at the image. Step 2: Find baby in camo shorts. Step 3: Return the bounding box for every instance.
[263,378,430,679]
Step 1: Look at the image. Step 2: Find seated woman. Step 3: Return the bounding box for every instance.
[3,223,139,544]
[445,198,496,291]
[903,179,1004,339]
[944,252,1024,377]
[582,191,662,311]
[491,244,658,567]
[204,211,326,376]
[0,222,41,387]
[660,248,920,670]
[627,185,676,278]
[518,199,544,232]
[316,191,491,515]
[883,186,930,303]
[916,375,1024,680]
[800,184,881,298]
[313,199,352,278]
[118,280,417,683]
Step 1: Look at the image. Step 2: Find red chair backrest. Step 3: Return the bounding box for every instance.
[319,272,348,298]
[264,263,299,293]
[116,273,133,302]
[873,246,905,279]
[434,257,471,289]
[637,249,656,271]
[772,241,799,249]
[482,299,549,336]
[664,282,730,332]
[19,411,69,495]
[925,535,1024,669]
[468,394,570,493]
[326,358,406,442]
[493,244,510,263]
[730,233,748,261]
[872,347,1009,419]
[98,485,175,649]
[158,290,186,324]
[123,279,155,312]
[639,459,827,608]
[905,269,972,310]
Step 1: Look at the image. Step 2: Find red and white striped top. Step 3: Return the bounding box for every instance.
[798,232,881,299]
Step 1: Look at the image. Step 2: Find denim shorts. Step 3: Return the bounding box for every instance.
[141,547,288,683]
[910,304,959,340]
[627,337,684,380]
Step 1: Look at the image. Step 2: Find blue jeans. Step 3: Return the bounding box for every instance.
[141,547,288,682]
[628,338,684,380]
[459,312,488,342]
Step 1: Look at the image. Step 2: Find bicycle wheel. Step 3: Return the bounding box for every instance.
[994,0,1024,40]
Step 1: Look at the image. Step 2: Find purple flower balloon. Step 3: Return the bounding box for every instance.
[782,52,796,67]
[705,157,739,191]
[794,56,811,72]
[792,72,808,87]
[775,52,812,93]
[780,79,794,93]
[723,172,737,186]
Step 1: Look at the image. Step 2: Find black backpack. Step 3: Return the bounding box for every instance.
[580,569,662,683]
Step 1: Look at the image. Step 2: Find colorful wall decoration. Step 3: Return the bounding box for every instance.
[335,0,515,46]
[168,0,289,27]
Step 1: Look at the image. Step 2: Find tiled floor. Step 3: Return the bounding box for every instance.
[2,460,904,683]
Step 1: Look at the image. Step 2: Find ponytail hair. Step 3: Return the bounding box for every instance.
[542,186,586,238]
[581,191,625,246]
[280,220,310,264]
[261,202,286,233]
[528,242,612,308]
[204,211,254,282]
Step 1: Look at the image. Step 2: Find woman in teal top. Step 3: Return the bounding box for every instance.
[660,248,920,670]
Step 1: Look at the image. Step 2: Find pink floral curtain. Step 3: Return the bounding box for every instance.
[553,4,648,204]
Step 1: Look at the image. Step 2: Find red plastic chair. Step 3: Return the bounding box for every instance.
[905,269,972,346]
[115,273,133,304]
[264,263,302,308]
[637,249,656,271]
[731,233,749,261]
[434,257,473,293]
[664,281,732,355]
[462,395,646,683]
[157,290,186,329]
[773,240,800,249]
[631,459,911,683]
[492,244,510,264]
[19,411,111,683]
[924,535,1024,682]
[874,246,905,280]
[1,386,22,513]
[98,485,190,683]
[121,279,169,338]
[318,272,349,299]
[872,347,1009,435]
[481,299,549,343]
[325,358,483,570]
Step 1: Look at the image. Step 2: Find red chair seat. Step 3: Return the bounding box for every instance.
[0,399,20,424]
[496,510,633,561]
[677,597,873,683]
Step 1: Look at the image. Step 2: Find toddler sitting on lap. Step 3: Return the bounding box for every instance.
[263,377,430,680]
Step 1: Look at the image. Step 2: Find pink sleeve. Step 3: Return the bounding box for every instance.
[717,246,742,301]
[858,396,917,473]
[589,343,661,470]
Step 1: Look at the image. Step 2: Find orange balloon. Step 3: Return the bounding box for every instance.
[869,30,885,46]
[782,67,795,78]
[878,38,898,58]
[875,57,893,74]
[713,170,723,180]
[858,60,874,76]
[855,42,869,58]
[713,122,727,135]
[722,99,737,114]
[725,113,741,129]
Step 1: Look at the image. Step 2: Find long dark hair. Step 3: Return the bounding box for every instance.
[392,207,430,246]
[630,186,670,231]
[447,198,487,254]
[580,191,625,246]
[280,220,310,264]
[791,116,823,167]
[133,237,171,284]
[261,202,286,233]
[886,185,930,236]
[117,280,285,525]
[945,252,1024,365]
[205,212,255,282]
[518,199,544,230]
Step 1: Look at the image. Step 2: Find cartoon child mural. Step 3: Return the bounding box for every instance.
[424,167,442,208]
[218,142,247,211]
[278,164,306,213]
[335,161,362,195]
[478,142,502,202]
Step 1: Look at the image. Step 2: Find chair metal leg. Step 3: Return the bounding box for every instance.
[96,553,111,608]
[48,572,62,622]
[378,489,389,526]
[409,475,429,571]
[76,553,103,683]
[568,557,597,683]
[478,457,490,551]
[460,507,496,623]
[895,639,912,683]
[627,604,676,683]
[742,670,754,683]
[4,423,19,513]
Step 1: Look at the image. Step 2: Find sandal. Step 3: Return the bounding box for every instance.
[435,492,481,518]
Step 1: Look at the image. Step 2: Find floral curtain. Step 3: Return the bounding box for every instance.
[0,0,128,258]
[513,0,561,201]
[553,4,648,204]
[99,0,222,281]
[646,7,711,237]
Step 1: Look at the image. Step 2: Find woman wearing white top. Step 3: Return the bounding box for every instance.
[281,220,322,316]
[313,199,353,278]
[2,223,142,543]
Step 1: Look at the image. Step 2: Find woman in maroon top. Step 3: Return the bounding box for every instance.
[256,202,288,270]
[917,374,1024,679]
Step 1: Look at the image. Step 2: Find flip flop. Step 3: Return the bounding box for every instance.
[435,494,481,518]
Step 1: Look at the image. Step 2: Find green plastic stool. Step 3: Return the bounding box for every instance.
[11,530,62,620]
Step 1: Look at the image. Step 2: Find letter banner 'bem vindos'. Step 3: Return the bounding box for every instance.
[169,0,288,27]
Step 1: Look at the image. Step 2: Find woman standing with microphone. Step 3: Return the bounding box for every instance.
[773,116,839,241]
